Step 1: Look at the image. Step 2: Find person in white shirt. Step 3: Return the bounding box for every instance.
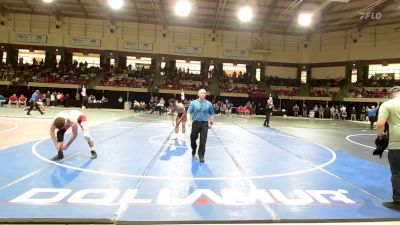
[49,110,97,161]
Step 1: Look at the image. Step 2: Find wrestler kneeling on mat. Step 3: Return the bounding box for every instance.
[49,110,97,161]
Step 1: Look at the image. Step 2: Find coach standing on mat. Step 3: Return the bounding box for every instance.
[376,86,400,211]
[188,89,215,163]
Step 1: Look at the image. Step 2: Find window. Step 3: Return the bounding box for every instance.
[18,49,45,64]
[176,60,201,74]
[301,70,307,83]
[73,53,100,67]
[369,64,400,80]
[351,69,357,83]
[222,63,246,76]
[256,68,261,81]
[2,52,6,63]
[126,57,151,70]
[56,55,61,67]
[160,61,166,76]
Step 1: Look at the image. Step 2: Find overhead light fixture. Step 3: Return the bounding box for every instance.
[108,0,124,10]
[298,13,313,27]
[238,6,253,23]
[175,0,192,17]
[42,0,54,3]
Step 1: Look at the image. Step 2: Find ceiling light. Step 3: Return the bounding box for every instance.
[238,6,253,23]
[42,0,54,3]
[175,0,192,17]
[298,13,313,27]
[108,0,124,10]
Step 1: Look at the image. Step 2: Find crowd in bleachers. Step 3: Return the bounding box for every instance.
[265,76,300,96]
[219,71,266,96]
[160,67,208,91]
[0,59,45,84]
[348,83,390,98]
[2,55,400,107]
[0,60,101,85]
[310,87,339,97]
[309,78,346,87]
[270,85,300,96]
[308,78,345,97]
[0,62,15,81]
[265,76,299,87]
[220,70,252,83]
[363,75,400,87]
[101,66,150,88]
[31,61,100,85]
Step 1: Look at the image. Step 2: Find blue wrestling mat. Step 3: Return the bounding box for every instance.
[0,116,399,224]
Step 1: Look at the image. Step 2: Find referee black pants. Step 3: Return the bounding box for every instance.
[190,121,209,159]
[263,113,270,126]
[27,100,43,115]
[388,150,400,202]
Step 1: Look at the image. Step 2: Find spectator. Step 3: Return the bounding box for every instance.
[8,94,18,107]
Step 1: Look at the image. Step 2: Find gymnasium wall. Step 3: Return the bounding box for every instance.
[311,66,346,79]
[265,66,297,79]
[0,13,399,64]
[305,24,400,63]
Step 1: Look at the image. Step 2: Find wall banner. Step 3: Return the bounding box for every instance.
[223,49,250,58]
[16,34,47,44]
[124,41,153,51]
[175,45,203,55]
[71,37,101,47]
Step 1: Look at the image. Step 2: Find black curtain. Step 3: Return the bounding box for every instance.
[119,56,127,69]
[260,62,266,82]
[217,62,223,79]
[7,47,18,67]
[45,50,56,68]
[100,54,105,68]
[201,61,206,79]
[64,51,73,65]
[345,61,354,83]
[362,65,369,82]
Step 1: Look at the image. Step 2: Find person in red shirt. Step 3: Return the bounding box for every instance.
[18,95,27,107]
[237,106,243,116]
[9,94,18,107]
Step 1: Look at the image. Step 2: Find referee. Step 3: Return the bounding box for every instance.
[188,89,215,163]
[27,90,44,116]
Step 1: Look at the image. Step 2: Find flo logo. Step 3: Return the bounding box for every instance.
[360,12,383,20]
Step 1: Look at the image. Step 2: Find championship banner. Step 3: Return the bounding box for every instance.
[223,49,250,58]
[85,38,101,47]
[124,41,139,50]
[16,34,48,44]
[124,42,153,51]
[188,46,202,55]
[31,35,47,43]
[16,34,32,43]
[139,42,153,51]
[70,37,86,46]
[175,45,188,54]
[71,37,101,47]
[175,45,203,55]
